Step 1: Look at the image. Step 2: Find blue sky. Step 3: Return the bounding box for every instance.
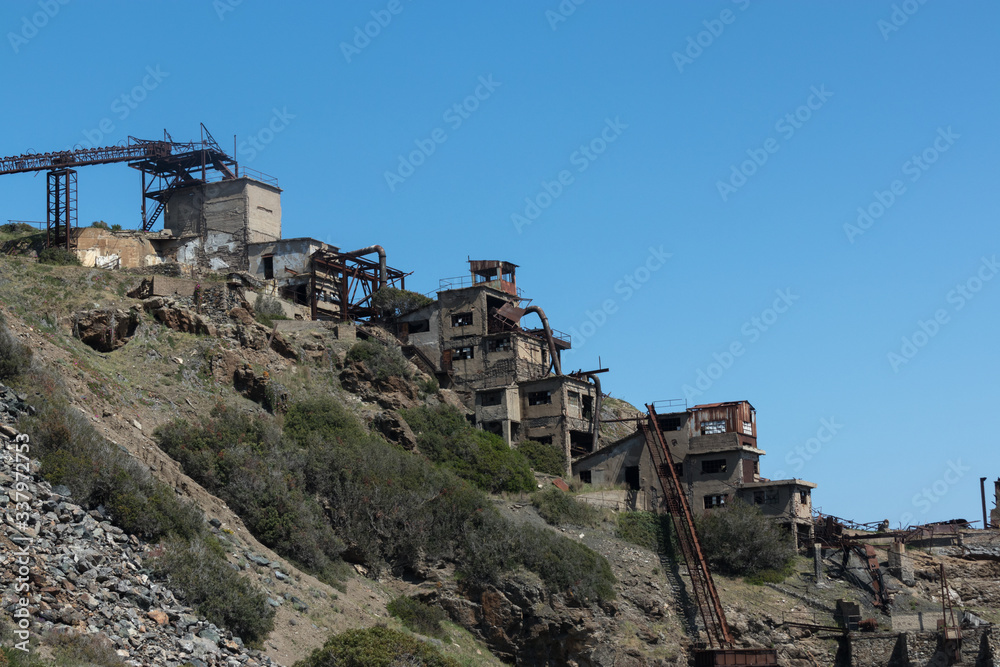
[2,1,998,527]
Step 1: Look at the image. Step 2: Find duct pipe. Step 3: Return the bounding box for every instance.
[345,244,387,289]
[584,372,603,453]
[982,477,989,530]
[522,305,561,376]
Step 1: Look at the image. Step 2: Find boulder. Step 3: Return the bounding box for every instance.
[372,410,418,450]
[72,307,141,352]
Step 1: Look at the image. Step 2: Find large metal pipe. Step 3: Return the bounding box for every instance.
[522,305,561,375]
[982,477,989,530]
[584,372,602,453]
[344,244,387,289]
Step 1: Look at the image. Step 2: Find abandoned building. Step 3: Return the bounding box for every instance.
[0,135,819,526]
[0,131,409,322]
[573,400,817,545]
[398,260,603,467]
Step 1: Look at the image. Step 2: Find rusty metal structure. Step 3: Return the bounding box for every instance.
[0,125,253,247]
[840,541,891,609]
[938,563,962,662]
[642,404,778,666]
[309,247,409,321]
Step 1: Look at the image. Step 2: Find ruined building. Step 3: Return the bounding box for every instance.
[398,261,602,468]
[4,135,819,528]
[573,400,817,545]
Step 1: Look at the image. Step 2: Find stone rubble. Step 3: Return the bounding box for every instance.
[0,404,281,666]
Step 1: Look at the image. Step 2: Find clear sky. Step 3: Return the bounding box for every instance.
[2,1,998,528]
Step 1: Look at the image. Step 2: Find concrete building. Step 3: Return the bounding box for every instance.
[398,260,600,468]
[572,400,817,545]
[247,237,336,308]
[157,177,283,272]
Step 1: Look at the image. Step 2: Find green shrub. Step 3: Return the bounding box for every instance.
[518,439,567,476]
[150,536,275,645]
[0,325,32,380]
[90,220,109,230]
[518,524,616,602]
[154,403,344,576]
[254,294,288,328]
[283,396,370,446]
[386,596,448,638]
[371,287,434,319]
[531,488,602,527]
[23,399,202,540]
[402,405,535,494]
[345,339,410,381]
[0,222,35,234]
[696,499,796,576]
[295,626,460,667]
[110,223,122,231]
[744,559,797,585]
[615,511,673,553]
[37,247,81,266]
[419,376,439,395]
[159,396,616,601]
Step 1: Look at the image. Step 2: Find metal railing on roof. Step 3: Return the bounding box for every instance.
[522,326,570,344]
[235,165,279,187]
[437,274,524,296]
[651,398,688,412]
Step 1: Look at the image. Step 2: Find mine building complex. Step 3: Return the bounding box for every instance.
[0,128,817,541]
[574,400,816,545]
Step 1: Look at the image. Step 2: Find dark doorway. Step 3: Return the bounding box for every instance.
[625,466,640,490]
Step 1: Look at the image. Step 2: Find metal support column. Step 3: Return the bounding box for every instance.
[46,169,77,249]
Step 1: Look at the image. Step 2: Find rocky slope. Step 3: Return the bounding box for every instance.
[0,255,999,666]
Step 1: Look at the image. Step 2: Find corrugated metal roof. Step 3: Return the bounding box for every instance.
[691,400,755,411]
[469,259,518,273]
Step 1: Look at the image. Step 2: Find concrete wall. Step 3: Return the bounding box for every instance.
[474,385,522,445]
[689,432,759,454]
[73,228,163,269]
[848,633,906,667]
[247,238,324,282]
[401,302,442,371]
[165,178,281,239]
[572,432,646,487]
[399,284,553,390]
[150,275,197,297]
[245,182,281,242]
[161,178,282,270]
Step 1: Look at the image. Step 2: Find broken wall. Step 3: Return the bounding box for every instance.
[164,178,281,242]
[73,228,163,269]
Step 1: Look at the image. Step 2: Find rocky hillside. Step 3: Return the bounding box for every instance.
[0,250,998,667]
